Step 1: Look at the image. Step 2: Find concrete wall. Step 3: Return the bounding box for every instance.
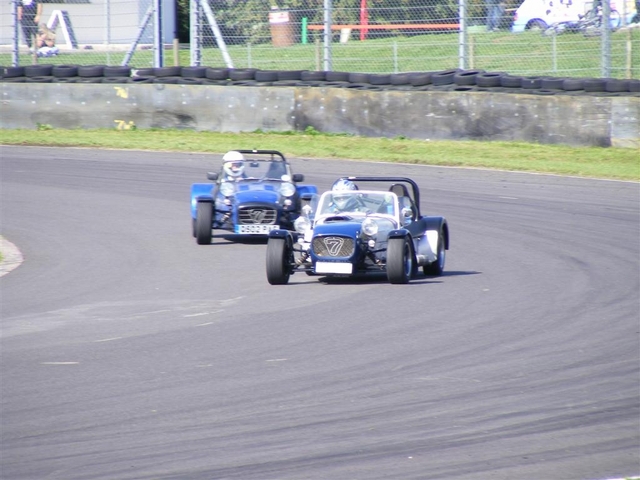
[1,83,639,148]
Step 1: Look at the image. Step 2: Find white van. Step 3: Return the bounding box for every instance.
[511,0,636,32]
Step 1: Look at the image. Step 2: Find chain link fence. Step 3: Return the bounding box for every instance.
[190,0,639,79]
[0,0,174,68]
[1,0,639,78]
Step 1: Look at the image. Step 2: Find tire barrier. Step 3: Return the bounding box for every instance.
[78,65,104,77]
[180,66,207,78]
[104,66,131,77]
[24,64,53,77]
[3,64,637,96]
[453,69,484,86]
[52,65,78,77]
[154,66,182,77]
[431,69,459,86]
[475,72,504,87]
[325,71,349,82]
[229,68,257,81]
[521,76,544,89]
[390,73,412,85]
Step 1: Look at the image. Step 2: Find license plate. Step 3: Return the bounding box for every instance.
[315,262,353,274]
[235,224,279,234]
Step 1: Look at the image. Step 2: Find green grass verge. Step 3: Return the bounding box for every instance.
[3,30,639,79]
[2,128,638,181]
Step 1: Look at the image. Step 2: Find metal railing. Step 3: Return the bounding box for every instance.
[1,0,638,79]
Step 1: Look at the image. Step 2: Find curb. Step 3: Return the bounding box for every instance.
[0,235,24,277]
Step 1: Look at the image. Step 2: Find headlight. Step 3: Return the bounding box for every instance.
[280,182,296,197]
[362,218,378,237]
[362,218,379,237]
[294,216,312,234]
[220,182,235,197]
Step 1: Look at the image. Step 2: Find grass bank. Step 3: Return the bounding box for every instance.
[1,128,638,181]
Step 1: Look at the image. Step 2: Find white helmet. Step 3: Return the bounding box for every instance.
[331,178,358,210]
[222,151,245,178]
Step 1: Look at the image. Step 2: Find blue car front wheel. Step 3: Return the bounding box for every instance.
[266,237,292,285]
[195,202,213,245]
[387,237,413,284]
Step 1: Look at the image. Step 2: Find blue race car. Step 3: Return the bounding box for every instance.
[191,150,318,245]
[265,176,449,284]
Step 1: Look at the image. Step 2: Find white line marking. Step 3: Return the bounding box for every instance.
[184,309,223,318]
[220,296,244,305]
[137,309,172,315]
[94,337,122,343]
[266,359,288,362]
[417,376,481,383]
[40,362,79,365]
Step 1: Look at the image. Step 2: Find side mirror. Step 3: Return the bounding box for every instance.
[207,172,219,181]
[292,173,304,182]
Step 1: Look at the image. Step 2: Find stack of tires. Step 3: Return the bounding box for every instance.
[1,64,638,96]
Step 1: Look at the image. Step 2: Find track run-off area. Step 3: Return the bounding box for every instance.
[1,146,638,480]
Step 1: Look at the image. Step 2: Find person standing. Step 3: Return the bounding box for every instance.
[485,0,503,31]
[17,0,43,51]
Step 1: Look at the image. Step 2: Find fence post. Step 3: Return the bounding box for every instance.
[458,0,467,70]
[601,0,611,77]
[190,0,201,66]
[626,28,632,78]
[104,0,111,66]
[393,41,398,73]
[173,0,179,66]
[12,0,18,67]
[153,0,163,68]
[323,0,332,71]
[302,17,308,44]
[552,34,557,73]
[31,32,37,64]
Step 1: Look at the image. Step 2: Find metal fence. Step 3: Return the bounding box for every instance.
[2,0,639,79]
[190,0,639,79]
[0,0,173,68]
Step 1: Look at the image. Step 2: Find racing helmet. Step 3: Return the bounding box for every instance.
[331,178,358,210]
[222,151,245,178]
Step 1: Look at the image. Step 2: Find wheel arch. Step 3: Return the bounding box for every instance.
[296,184,318,196]
[424,216,450,250]
[269,228,295,246]
[191,183,214,217]
[527,18,548,30]
[387,228,411,240]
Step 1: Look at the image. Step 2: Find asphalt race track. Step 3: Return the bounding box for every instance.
[1,146,638,480]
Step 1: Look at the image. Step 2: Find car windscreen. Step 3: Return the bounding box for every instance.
[242,160,289,180]
[317,191,397,216]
